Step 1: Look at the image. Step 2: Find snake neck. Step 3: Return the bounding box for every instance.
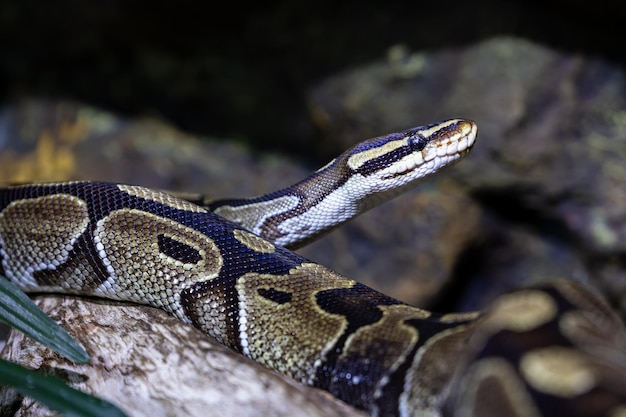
[209,119,477,249]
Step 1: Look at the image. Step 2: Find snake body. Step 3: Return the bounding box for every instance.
[1,119,626,417]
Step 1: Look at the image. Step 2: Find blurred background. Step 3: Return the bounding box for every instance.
[1,0,626,313]
[2,0,625,155]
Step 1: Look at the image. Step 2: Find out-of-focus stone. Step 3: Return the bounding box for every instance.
[309,37,626,311]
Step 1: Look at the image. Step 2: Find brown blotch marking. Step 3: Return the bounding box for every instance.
[0,194,89,288]
[610,405,626,417]
[34,234,110,292]
[554,279,612,314]
[555,281,626,367]
[439,311,481,323]
[118,184,208,213]
[179,277,237,347]
[454,357,542,417]
[236,263,354,383]
[337,304,430,416]
[554,279,624,332]
[558,309,626,354]
[401,323,476,417]
[233,229,275,254]
[520,346,596,397]
[483,290,557,333]
[341,304,429,383]
[559,310,597,346]
[94,208,223,321]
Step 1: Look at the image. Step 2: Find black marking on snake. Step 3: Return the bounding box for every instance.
[316,284,397,328]
[380,318,472,416]
[257,287,292,304]
[0,253,5,277]
[313,284,401,391]
[349,131,406,155]
[206,160,355,246]
[328,340,397,413]
[219,236,305,279]
[33,231,111,290]
[354,145,417,177]
[378,348,422,416]
[157,234,203,264]
[179,277,241,348]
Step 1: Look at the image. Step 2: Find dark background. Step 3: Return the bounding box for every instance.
[1,0,624,158]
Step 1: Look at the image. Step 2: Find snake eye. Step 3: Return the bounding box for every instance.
[407,131,428,152]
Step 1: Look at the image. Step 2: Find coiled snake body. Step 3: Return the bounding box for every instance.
[1,119,626,416]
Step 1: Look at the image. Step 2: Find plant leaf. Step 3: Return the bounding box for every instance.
[0,276,89,363]
[0,358,128,417]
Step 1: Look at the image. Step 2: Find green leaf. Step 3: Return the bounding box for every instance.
[0,358,128,417]
[0,276,89,363]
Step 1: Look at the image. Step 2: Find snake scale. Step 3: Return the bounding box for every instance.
[2,119,626,417]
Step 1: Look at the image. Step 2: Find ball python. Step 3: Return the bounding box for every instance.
[1,118,626,417]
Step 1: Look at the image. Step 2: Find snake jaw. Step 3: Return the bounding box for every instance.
[420,119,476,163]
[376,119,477,183]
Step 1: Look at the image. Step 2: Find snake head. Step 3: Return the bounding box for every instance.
[342,118,477,205]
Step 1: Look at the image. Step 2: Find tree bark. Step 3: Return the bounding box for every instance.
[0,296,365,417]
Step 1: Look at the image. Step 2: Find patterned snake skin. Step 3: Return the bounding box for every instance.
[1,119,626,417]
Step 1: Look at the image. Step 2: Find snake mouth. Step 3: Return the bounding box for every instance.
[427,119,477,159]
[381,152,465,180]
[382,119,477,180]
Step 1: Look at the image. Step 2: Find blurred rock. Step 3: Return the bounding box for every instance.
[3,33,626,416]
[309,37,626,311]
